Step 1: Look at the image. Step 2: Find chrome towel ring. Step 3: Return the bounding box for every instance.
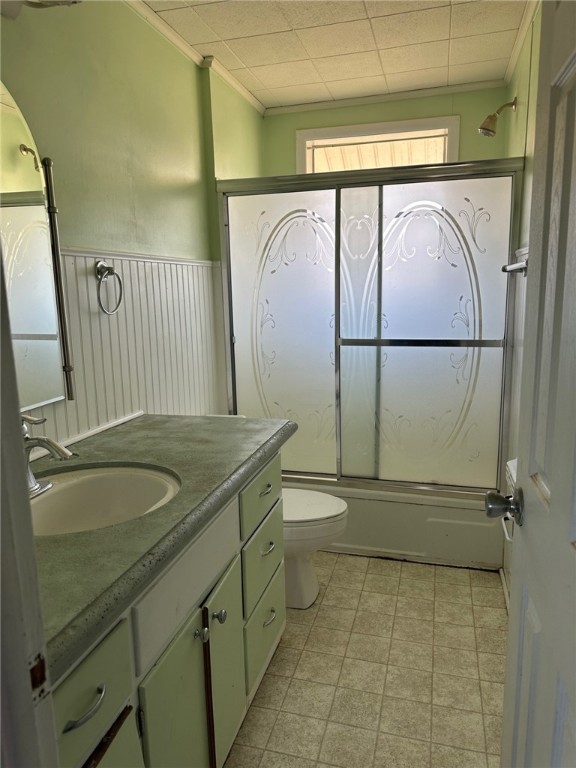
[95,260,123,315]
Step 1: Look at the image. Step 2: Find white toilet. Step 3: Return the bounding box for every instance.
[282,488,348,609]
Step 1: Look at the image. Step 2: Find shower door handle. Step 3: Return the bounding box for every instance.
[502,259,528,275]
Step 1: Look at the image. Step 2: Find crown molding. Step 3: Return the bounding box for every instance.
[505,0,540,83]
[201,56,265,115]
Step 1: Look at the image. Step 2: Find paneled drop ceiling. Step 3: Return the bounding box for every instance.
[141,0,530,110]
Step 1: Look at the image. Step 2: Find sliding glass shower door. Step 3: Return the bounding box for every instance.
[225,165,516,489]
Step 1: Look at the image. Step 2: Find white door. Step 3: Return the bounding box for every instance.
[502,3,576,766]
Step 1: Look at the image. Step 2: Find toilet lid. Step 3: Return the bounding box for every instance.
[282,489,348,523]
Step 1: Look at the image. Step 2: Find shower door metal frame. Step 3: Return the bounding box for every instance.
[219,157,524,494]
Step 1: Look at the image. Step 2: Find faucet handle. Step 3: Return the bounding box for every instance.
[22,414,46,438]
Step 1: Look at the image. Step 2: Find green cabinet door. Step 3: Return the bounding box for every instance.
[204,556,246,768]
[138,607,210,768]
[94,712,145,768]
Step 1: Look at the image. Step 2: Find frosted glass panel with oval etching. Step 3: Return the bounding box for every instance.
[379,176,511,340]
[228,191,336,474]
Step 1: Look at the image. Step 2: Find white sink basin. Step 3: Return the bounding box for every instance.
[31,465,181,536]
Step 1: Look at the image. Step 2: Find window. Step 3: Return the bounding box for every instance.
[296,117,460,174]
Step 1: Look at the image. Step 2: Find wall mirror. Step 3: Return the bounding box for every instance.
[0,82,73,411]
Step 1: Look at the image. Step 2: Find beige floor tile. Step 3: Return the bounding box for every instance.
[398,578,435,601]
[375,733,431,767]
[434,583,472,605]
[435,567,471,586]
[304,626,350,656]
[433,622,476,651]
[402,562,436,581]
[315,566,332,587]
[434,646,479,678]
[314,605,356,632]
[318,722,377,768]
[280,623,311,650]
[266,712,326,760]
[339,657,387,694]
[235,706,279,748]
[224,744,264,767]
[431,743,487,767]
[487,753,501,767]
[253,674,290,710]
[478,652,506,683]
[470,570,502,589]
[484,714,502,755]
[321,585,362,610]
[313,551,338,569]
[473,606,508,630]
[396,596,434,621]
[384,666,432,703]
[346,632,390,663]
[472,586,507,608]
[393,616,434,644]
[380,696,432,740]
[432,673,482,712]
[359,590,397,615]
[363,573,400,595]
[259,752,316,768]
[389,639,433,671]
[281,678,335,719]
[286,605,319,626]
[480,681,504,716]
[367,558,402,576]
[352,610,394,638]
[334,553,370,573]
[268,647,301,678]
[293,650,344,686]
[329,568,366,590]
[329,686,382,730]
[432,706,486,752]
[434,600,474,627]
[475,626,508,655]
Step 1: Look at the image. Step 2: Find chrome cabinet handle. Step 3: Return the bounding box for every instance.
[194,627,209,643]
[62,684,106,733]
[259,483,273,498]
[212,609,228,624]
[263,608,277,628]
[261,541,275,557]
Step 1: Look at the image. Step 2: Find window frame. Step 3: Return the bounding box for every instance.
[296,116,460,174]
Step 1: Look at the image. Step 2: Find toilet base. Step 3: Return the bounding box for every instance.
[284,553,319,609]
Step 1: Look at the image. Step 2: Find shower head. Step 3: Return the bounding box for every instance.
[478,97,517,137]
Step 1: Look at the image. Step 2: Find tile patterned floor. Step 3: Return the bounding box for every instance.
[226,552,508,768]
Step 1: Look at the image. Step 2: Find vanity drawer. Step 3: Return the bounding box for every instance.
[54,620,132,768]
[242,500,283,618]
[239,454,282,540]
[244,562,286,696]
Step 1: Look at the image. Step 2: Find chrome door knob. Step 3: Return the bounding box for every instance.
[212,609,228,624]
[485,488,524,526]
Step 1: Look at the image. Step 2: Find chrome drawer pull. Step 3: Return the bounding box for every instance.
[261,541,275,557]
[259,483,273,498]
[62,684,106,733]
[263,608,277,628]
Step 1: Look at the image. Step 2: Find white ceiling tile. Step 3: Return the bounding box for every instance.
[314,51,383,82]
[193,0,290,39]
[450,29,517,66]
[371,6,451,49]
[226,31,310,67]
[296,19,377,59]
[451,1,526,38]
[263,82,333,106]
[249,60,322,89]
[251,89,277,108]
[158,6,220,44]
[365,1,449,18]
[379,40,449,74]
[277,1,367,29]
[449,58,508,84]
[191,41,245,69]
[146,1,190,11]
[230,68,266,91]
[387,66,448,92]
[327,75,389,100]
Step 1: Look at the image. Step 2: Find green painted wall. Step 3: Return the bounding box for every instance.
[0,86,44,195]
[1,1,211,259]
[261,86,510,176]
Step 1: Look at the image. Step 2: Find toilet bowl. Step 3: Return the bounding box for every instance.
[282,488,348,609]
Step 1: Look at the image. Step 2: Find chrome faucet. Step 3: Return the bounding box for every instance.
[22,414,74,498]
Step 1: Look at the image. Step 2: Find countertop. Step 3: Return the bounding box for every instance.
[33,414,297,682]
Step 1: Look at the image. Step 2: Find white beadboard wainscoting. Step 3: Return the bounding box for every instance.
[25,249,227,446]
